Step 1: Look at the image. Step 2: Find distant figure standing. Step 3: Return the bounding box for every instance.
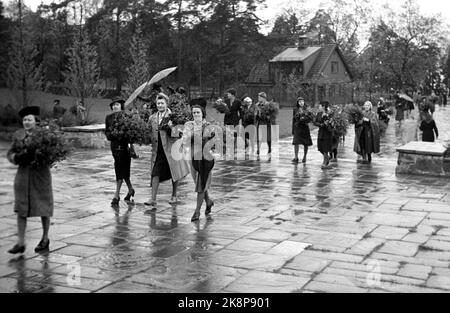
[292,96,312,163]
[354,101,380,163]
[52,99,66,120]
[394,95,405,126]
[419,111,439,142]
[76,100,86,122]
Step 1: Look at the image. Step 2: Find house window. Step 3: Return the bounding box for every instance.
[331,61,339,74]
[329,85,335,97]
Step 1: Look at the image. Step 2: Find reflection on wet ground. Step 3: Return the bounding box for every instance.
[1,106,450,292]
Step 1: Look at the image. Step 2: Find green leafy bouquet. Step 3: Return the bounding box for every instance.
[294,108,315,124]
[344,104,364,124]
[323,106,348,137]
[12,127,70,168]
[257,101,279,124]
[109,111,152,145]
[213,98,229,114]
[242,105,256,126]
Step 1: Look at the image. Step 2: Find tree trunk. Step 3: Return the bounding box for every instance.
[115,8,122,93]
[19,0,27,107]
[177,0,182,83]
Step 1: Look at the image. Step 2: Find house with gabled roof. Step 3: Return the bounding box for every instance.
[243,36,354,106]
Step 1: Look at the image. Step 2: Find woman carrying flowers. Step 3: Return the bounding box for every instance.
[6,106,58,254]
[105,97,136,206]
[145,93,190,208]
[354,101,380,163]
[255,92,278,157]
[242,96,257,155]
[292,96,313,163]
[182,105,216,222]
[314,101,334,169]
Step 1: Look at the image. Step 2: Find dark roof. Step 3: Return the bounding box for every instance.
[306,44,354,80]
[245,44,354,84]
[306,44,336,80]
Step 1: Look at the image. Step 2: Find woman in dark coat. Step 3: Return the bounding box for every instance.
[6,106,53,254]
[394,95,405,125]
[314,101,333,169]
[183,105,216,222]
[419,111,439,142]
[292,97,312,163]
[105,98,135,205]
[354,101,380,163]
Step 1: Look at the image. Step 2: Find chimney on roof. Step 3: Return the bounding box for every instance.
[298,31,320,49]
[297,35,309,50]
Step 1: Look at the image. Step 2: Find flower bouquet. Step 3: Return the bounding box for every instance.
[213,98,229,114]
[258,101,279,124]
[242,105,256,126]
[12,127,70,168]
[294,108,315,124]
[329,107,348,137]
[109,111,152,145]
[344,104,364,124]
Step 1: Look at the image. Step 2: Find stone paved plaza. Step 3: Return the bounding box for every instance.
[1,106,450,293]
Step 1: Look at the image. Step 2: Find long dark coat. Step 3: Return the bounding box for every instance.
[314,111,333,153]
[7,129,54,217]
[105,112,131,180]
[353,110,380,155]
[420,119,438,142]
[224,99,242,126]
[292,107,313,146]
[149,110,190,183]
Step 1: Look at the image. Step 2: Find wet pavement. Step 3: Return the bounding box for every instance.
[1,105,450,293]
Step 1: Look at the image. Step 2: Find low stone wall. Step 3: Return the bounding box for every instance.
[396,141,449,177]
[61,124,108,149]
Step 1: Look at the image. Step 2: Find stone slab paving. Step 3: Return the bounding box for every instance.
[1,105,450,293]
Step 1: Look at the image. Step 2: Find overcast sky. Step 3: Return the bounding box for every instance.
[14,0,450,34]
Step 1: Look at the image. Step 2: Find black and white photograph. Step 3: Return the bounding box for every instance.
[2,0,450,299]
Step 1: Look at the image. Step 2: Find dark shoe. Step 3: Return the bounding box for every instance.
[35,239,50,253]
[205,201,214,216]
[8,244,25,254]
[124,189,135,201]
[291,158,299,164]
[302,157,306,163]
[111,197,120,206]
[191,211,200,222]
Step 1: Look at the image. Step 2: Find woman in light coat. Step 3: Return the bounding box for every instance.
[144,93,190,208]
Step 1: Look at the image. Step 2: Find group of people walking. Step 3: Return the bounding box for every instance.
[5,87,444,256]
[292,97,381,169]
[105,93,214,225]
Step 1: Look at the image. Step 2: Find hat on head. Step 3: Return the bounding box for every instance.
[167,86,175,94]
[109,97,125,109]
[258,92,267,99]
[176,87,186,95]
[226,88,237,96]
[18,106,40,118]
[152,83,162,91]
[243,97,252,103]
[156,92,169,103]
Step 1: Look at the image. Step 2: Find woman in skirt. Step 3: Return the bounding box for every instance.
[183,105,216,222]
[145,93,190,208]
[6,106,53,254]
[105,98,135,206]
[292,97,312,163]
[314,101,334,169]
